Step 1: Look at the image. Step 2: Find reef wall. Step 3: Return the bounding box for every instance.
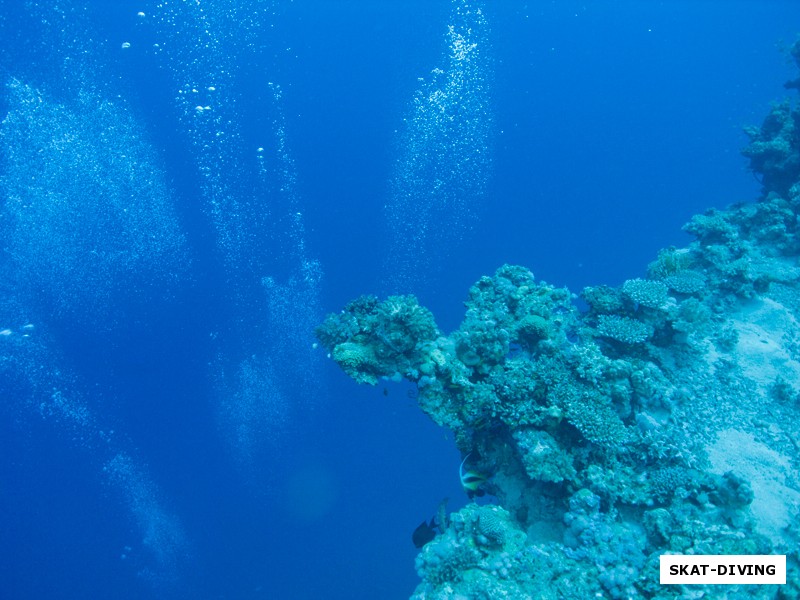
[316,42,800,599]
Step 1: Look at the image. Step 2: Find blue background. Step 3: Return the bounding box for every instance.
[1,1,799,598]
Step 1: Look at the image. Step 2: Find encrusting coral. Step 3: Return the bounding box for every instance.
[316,40,800,599]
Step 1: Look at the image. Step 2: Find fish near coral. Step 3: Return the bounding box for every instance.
[460,453,488,499]
[412,518,438,548]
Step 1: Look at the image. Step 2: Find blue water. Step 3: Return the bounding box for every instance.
[1,1,798,598]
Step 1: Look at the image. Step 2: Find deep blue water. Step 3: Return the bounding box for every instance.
[1,1,799,599]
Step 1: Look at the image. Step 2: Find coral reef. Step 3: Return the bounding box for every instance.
[316,40,800,599]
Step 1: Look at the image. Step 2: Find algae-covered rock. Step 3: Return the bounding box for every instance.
[743,98,800,198]
[316,294,440,384]
[513,428,576,483]
[411,504,528,599]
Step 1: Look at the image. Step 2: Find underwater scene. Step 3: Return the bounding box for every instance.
[3,1,800,598]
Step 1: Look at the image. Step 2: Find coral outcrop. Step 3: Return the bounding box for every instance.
[316,40,800,599]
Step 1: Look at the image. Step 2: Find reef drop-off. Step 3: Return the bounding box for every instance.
[316,42,800,600]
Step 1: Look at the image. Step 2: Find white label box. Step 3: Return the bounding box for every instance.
[660,555,786,585]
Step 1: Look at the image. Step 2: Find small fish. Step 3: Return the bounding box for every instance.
[460,453,488,499]
[412,517,438,548]
[437,497,449,533]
